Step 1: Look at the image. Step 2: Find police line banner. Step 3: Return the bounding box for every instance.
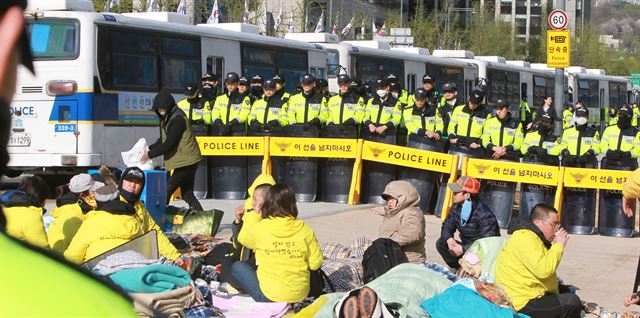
[197,136,265,156]
[269,137,358,159]
[361,141,454,173]
[466,158,559,186]
[563,167,632,191]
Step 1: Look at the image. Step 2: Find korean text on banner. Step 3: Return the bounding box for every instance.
[197,136,264,156]
[466,158,559,186]
[269,137,357,158]
[361,140,454,173]
[547,30,571,68]
[563,167,632,190]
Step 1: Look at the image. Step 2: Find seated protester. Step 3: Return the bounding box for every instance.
[64,175,142,264]
[235,184,323,303]
[379,180,426,263]
[495,204,581,318]
[1,176,50,249]
[118,167,181,260]
[48,174,102,254]
[436,176,500,269]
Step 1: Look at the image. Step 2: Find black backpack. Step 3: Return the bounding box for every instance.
[362,238,408,284]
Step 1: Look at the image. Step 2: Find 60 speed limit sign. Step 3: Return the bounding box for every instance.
[548,9,568,30]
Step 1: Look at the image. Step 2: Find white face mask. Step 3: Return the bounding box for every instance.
[377,90,388,98]
[391,92,399,99]
[576,117,588,125]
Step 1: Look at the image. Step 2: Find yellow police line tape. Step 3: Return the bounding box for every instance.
[196,136,633,220]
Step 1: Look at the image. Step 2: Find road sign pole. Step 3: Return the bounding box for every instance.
[554,0,566,135]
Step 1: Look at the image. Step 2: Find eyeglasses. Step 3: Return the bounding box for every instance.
[542,219,560,230]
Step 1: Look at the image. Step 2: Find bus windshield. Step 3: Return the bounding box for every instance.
[27,19,79,60]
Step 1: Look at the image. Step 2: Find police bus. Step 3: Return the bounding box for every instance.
[284,33,478,100]
[12,1,326,175]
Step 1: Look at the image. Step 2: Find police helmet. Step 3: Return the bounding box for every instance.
[263,79,276,89]
[414,88,428,100]
[540,113,554,123]
[494,99,509,109]
[469,90,484,104]
[389,82,401,92]
[619,105,632,116]
[317,78,328,88]
[442,82,457,92]
[386,74,399,83]
[376,79,389,88]
[337,74,351,85]
[202,72,218,82]
[575,108,589,117]
[301,73,315,85]
[251,74,263,84]
[422,74,435,84]
[224,72,240,84]
[273,74,285,84]
[239,76,249,86]
[184,83,198,96]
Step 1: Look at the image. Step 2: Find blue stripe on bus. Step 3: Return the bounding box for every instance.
[49,92,118,122]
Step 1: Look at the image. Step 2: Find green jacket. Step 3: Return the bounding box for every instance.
[153,106,201,171]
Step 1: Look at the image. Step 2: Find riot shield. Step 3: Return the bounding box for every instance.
[479,157,518,229]
[319,124,357,203]
[192,124,209,199]
[434,144,485,217]
[519,155,559,222]
[398,134,445,213]
[247,125,285,188]
[598,157,637,237]
[211,124,247,199]
[283,124,319,202]
[361,126,397,205]
[560,155,598,235]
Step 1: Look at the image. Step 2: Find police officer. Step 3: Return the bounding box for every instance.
[601,105,640,166]
[632,103,640,128]
[210,72,251,136]
[439,82,465,138]
[519,95,533,131]
[272,73,291,102]
[386,74,409,106]
[532,96,558,129]
[350,78,370,103]
[404,88,443,142]
[482,99,523,161]
[248,79,288,134]
[608,105,618,126]
[287,73,327,130]
[238,76,258,105]
[363,79,402,137]
[201,72,219,104]
[562,102,574,130]
[325,74,364,133]
[250,74,263,99]
[521,113,562,164]
[316,78,331,99]
[177,83,211,125]
[448,90,491,151]
[560,108,599,166]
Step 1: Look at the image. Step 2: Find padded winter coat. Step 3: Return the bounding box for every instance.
[440,197,500,251]
[47,192,93,254]
[1,190,48,249]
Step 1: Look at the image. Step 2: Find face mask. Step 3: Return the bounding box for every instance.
[251,87,262,96]
[538,125,551,135]
[377,90,388,98]
[118,186,139,204]
[0,98,11,177]
[575,117,588,125]
[618,116,631,129]
[391,92,399,99]
[460,197,472,226]
[83,193,97,209]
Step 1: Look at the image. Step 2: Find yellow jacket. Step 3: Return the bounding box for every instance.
[64,202,143,263]
[238,216,323,303]
[47,203,85,254]
[3,205,49,250]
[129,198,181,260]
[622,168,640,199]
[244,174,276,210]
[495,229,565,310]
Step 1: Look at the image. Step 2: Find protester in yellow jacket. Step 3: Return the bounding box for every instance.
[622,168,640,218]
[48,174,101,254]
[118,167,181,260]
[1,176,50,249]
[236,184,323,303]
[64,183,142,263]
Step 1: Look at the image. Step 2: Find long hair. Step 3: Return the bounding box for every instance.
[261,184,298,219]
[18,176,49,207]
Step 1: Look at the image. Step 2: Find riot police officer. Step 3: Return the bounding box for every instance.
[608,105,618,126]
[521,113,562,163]
[210,72,251,136]
[404,88,443,142]
[519,95,533,131]
[272,73,291,102]
[238,76,258,105]
[325,74,364,131]
[562,103,574,130]
[201,72,219,104]
[448,90,491,152]
[287,73,327,130]
[386,74,409,106]
[363,79,402,137]
[601,105,640,166]
[439,82,465,139]
[248,79,288,134]
[177,83,211,125]
[316,78,331,100]
[482,99,523,161]
[250,74,263,99]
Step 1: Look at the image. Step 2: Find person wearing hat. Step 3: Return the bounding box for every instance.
[404,88,443,141]
[287,73,327,130]
[408,74,441,106]
[248,79,289,133]
[482,99,523,161]
[316,78,331,99]
[521,113,562,165]
[559,107,600,167]
[632,103,640,128]
[379,180,426,263]
[272,73,291,102]
[250,74,264,99]
[600,105,640,166]
[561,102,574,130]
[238,75,259,105]
[142,89,203,211]
[201,72,219,104]
[118,166,181,260]
[436,176,499,269]
[447,89,492,151]
[47,173,104,254]
[177,82,212,126]
[350,77,370,103]
[362,78,402,137]
[439,82,465,139]
[518,94,533,133]
[210,72,251,136]
[386,74,409,106]
[325,74,364,133]
[532,96,558,129]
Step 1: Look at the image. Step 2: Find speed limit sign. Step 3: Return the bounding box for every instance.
[548,9,568,30]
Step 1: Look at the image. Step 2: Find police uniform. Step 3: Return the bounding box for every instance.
[249,74,264,99]
[325,74,365,130]
[481,100,523,161]
[239,76,258,105]
[559,108,600,166]
[439,82,465,138]
[362,79,402,135]
[521,113,563,164]
[387,74,409,107]
[601,106,640,165]
[404,88,444,138]
[248,79,288,134]
[519,98,532,131]
[633,106,640,127]
[201,72,219,104]
[287,74,327,129]
[177,83,212,125]
[272,74,291,102]
[562,108,573,130]
[210,72,251,136]
[448,90,492,148]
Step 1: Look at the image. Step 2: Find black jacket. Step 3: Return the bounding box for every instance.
[440,197,500,251]
[56,191,93,214]
[1,190,41,208]
[148,105,187,159]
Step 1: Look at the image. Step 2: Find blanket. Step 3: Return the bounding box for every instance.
[211,295,290,318]
[93,250,161,276]
[110,264,191,293]
[131,285,194,318]
[420,284,529,318]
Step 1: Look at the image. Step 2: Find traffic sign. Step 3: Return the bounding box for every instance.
[547,30,570,68]
[632,73,640,86]
[548,9,568,30]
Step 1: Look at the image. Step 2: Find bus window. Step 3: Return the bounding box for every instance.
[488,69,505,104]
[354,55,403,87]
[609,82,619,108]
[241,45,307,93]
[27,19,79,60]
[162,37,199,57]
[112,53,158,89]
[327,50,340,76]
[242,65,274,81]
[162,58,200,91]
[206,56,224,77]
[445,67,464,98]
[506,71,520,108]
[426,64,444,91]
[407,74,416,93]
[310,67,317,78]
[317,68,326,79]
[532,76,546,107]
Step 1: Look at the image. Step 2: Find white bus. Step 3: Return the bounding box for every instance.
[13,1,326,175]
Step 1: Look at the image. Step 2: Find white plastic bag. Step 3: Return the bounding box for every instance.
[121,138,154,170]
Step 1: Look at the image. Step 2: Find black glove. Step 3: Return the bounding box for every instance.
[606,149,621,160]
[580,150,595,165]
[303,122,311,131]
[339,123,347,132]
[221,124,231,136]
[529,146,546,157]
[267,120,280,129]
[213,119,223,127]
[250,119,261,130]
[621,151,632,159]
[561,149,570,157]
[229,118,240,127]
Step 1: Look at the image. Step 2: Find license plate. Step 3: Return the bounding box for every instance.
[8,133,31,147]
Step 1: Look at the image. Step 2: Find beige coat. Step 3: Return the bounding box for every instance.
[378,180,426,263]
